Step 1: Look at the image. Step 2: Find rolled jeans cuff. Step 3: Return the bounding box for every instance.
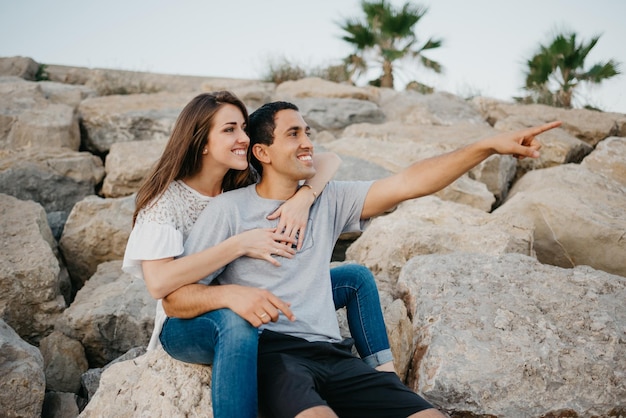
[362,348,393,368]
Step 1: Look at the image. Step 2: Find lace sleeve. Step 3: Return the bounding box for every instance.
[122,191,185,280]
[122,221,184,280]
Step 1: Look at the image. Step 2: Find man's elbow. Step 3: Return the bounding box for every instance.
[161,298,173,316]
[161,295,181,318]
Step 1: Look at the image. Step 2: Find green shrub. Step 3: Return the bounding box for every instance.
[35,64,50,81]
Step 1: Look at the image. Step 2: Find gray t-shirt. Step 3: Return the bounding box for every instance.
[184,180,373,343]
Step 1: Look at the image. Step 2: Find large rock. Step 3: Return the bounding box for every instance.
[496,161,626,277]
[38,80,97,108]
[44,65,271,99]
[81,346,146,403]
[381,297,414,381]
[6,103,80,150]
[0,56,40,80]
[0,78,80,150]
[0,194,65,343]
[398,253,626,417]
[293,97,385,131]
[78,92,195,154]
[345,196,536,289]
[0,319,45,418]
[55,261,155,367]
[59,195,134,287]
[275,77,379,102]
[0,147,105,238]
[201,78,277,110]
[41,392,80,418]
[378,89,488,126]
[79,348,213,418]
[580,136,626,185]
[331,152,393,182]
[101,138,166,197]
[39,331,89,393]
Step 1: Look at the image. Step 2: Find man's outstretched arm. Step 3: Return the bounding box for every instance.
[361,121,561,219]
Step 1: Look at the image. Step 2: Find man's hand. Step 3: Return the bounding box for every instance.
[224,285,296,327]
[485,121,562,159]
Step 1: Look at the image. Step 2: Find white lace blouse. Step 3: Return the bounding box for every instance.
[122,180,213,350]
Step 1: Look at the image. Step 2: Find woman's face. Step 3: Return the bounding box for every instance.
[204,103,250,171]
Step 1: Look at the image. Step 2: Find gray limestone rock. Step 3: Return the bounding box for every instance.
[0,194,65,343]
[398,252,626,417]
[0,319,45,418]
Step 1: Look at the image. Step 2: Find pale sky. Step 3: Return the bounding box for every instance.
[1,0,625,113]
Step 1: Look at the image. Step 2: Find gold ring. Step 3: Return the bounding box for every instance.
[260,313,268,319]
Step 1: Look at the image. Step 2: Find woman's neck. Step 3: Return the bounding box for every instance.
[182,173,224,197]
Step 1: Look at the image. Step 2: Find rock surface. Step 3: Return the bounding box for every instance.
[0,319,46,418]
[79,348,213,418]
[398,252,626,417]
[0,194,66,343]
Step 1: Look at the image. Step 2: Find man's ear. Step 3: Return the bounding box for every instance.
[252,143,271,165]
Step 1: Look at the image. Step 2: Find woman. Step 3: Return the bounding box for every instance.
[123,91,392,417]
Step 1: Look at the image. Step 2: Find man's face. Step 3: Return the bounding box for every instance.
[265,109,316,181]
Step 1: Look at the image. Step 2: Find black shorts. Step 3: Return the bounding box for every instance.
[257,330,433,418]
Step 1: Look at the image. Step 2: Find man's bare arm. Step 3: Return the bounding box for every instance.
[361,121,561,219]
[162,283,295,328]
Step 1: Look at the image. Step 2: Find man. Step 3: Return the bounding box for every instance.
[165,101,560,417]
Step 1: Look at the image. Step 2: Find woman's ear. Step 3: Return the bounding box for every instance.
[252,143,270,165]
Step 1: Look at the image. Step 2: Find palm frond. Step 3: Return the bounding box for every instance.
[336,0,443,88]
[522,30,622,108]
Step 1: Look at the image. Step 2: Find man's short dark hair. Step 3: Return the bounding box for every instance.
[247,101,299,175]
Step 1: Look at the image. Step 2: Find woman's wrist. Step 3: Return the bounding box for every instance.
[299,183,317,203]
[225,234,246,258]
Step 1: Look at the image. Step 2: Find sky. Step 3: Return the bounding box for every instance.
[1,0,625,113]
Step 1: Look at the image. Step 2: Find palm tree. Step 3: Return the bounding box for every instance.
[338,0,443,88]
[523,31,621,108]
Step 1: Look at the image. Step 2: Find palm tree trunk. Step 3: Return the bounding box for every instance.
[381,60,394,88]
[561,90,572,108]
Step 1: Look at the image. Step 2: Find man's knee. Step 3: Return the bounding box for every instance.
[347,264,378,293]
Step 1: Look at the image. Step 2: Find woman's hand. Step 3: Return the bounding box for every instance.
[236,228,297,266]
[266,186,316,250]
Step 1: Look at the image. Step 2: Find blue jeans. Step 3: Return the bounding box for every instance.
[160,309,258,418]
[159,264,391,417]
[330,263,393,368]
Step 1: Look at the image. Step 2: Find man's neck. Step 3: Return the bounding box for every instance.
[255,176,299,201]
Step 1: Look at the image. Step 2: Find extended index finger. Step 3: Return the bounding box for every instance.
[527,121,562,136]
[268,294,295,321]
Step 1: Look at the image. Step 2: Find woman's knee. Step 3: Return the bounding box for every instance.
[216,309,258,346]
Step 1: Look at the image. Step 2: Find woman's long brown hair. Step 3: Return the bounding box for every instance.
[132,91,257,225]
